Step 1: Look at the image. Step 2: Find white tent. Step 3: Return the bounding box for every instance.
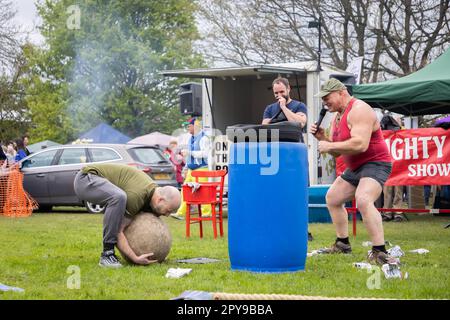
[128,132,175,147]
[174,132,191,150]
[28,140,61,153]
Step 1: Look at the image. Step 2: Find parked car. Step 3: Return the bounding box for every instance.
[19,143,178,213]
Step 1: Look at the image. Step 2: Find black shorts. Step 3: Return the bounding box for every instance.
[341,162,392,188]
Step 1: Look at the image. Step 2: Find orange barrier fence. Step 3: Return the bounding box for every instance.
[0,161,38,217]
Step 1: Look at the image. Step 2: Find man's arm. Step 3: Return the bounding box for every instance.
[263,110,306,126]
[116,215,158,265]
[262,102,307,127]
[280,105,307,127]
[262,105,273,124]
[318,102,375,155]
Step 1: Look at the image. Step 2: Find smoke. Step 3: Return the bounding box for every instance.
[67,41,106,134]
[65,2,160,139]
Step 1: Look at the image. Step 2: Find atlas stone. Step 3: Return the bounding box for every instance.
[122,212,172,263]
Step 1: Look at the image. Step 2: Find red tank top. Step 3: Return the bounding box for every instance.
[332,98,391,171]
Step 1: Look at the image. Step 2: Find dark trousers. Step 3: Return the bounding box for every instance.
[74,171,127,246]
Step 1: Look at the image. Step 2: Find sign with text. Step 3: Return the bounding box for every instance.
[384,128,450,186]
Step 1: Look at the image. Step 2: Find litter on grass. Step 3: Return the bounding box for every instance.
[362,240,392,247]
[353,262,374,270]
[0,283,25,293]
[387,245,405,258]
[362,241,372,247]
[409,248,430,254]
[353,262,408,280]
[382,264,408,280]
[307,248,329,256]
[165,268,192,279]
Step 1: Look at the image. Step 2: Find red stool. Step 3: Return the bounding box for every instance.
[182,170,227,238]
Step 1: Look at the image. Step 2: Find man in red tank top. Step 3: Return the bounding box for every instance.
[310,78,398,266]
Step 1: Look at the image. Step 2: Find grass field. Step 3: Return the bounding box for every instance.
[0,210,449,300]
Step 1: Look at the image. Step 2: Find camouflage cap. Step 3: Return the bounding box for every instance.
[315,78,347,98]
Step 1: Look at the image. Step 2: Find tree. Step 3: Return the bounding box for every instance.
[0,0,21,73]
[197,0,450,81]
[21,44,73,144]
[0,48,31,143]
[25,0,204,143]
[0,0,31,143]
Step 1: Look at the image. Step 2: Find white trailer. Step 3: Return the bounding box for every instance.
[162,61,355,185]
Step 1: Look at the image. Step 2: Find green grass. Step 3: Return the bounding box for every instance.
[0,211,449,300]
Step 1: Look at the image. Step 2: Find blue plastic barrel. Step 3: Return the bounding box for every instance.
[228,142,309,272]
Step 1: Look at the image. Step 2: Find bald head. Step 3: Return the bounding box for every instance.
[160,186,182,211]
[151,186,181,216]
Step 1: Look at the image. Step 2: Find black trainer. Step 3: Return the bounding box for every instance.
[99,250,122,268]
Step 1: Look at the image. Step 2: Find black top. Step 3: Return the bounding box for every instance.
[0,146,6,160]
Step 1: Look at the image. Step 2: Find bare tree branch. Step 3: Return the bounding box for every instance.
[196,0,450,82]
[0,0,21,72]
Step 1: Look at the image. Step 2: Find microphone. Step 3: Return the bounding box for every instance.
[315,108,328,127]
[269,95,289,123]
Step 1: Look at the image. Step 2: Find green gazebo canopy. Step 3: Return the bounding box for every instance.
[352,49,450,115]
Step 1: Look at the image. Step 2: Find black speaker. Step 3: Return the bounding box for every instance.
[179,82,202,116]
[329,74,356,95]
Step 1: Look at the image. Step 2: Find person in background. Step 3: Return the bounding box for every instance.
[0,144,6,211]
[22,135,31,156]
[164,139,185,189]
[262,77,307,128]
[262,77,313,240]
[171,117,211,219]
[5,141,17,165]
[424,185,431,207]
[0,143,6,162]
[14,139,28,162]
[380,115,407,222]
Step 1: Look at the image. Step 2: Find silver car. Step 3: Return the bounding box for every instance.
[19,144,178,213]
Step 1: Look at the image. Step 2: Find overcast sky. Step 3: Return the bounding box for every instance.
[12,0,44,45]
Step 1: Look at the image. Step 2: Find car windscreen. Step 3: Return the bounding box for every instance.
[128,148,169,165]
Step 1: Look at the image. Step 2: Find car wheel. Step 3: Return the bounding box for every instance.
[35,205,53,213]
[85,201,105,214]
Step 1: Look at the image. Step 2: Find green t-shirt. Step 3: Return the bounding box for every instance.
[81,163,157,216]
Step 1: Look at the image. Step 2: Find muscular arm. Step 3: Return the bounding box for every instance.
[326,102,375,155]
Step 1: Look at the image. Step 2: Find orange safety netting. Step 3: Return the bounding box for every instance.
[0,161,38,217]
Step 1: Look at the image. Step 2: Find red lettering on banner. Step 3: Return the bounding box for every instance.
[383,128,450,186]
